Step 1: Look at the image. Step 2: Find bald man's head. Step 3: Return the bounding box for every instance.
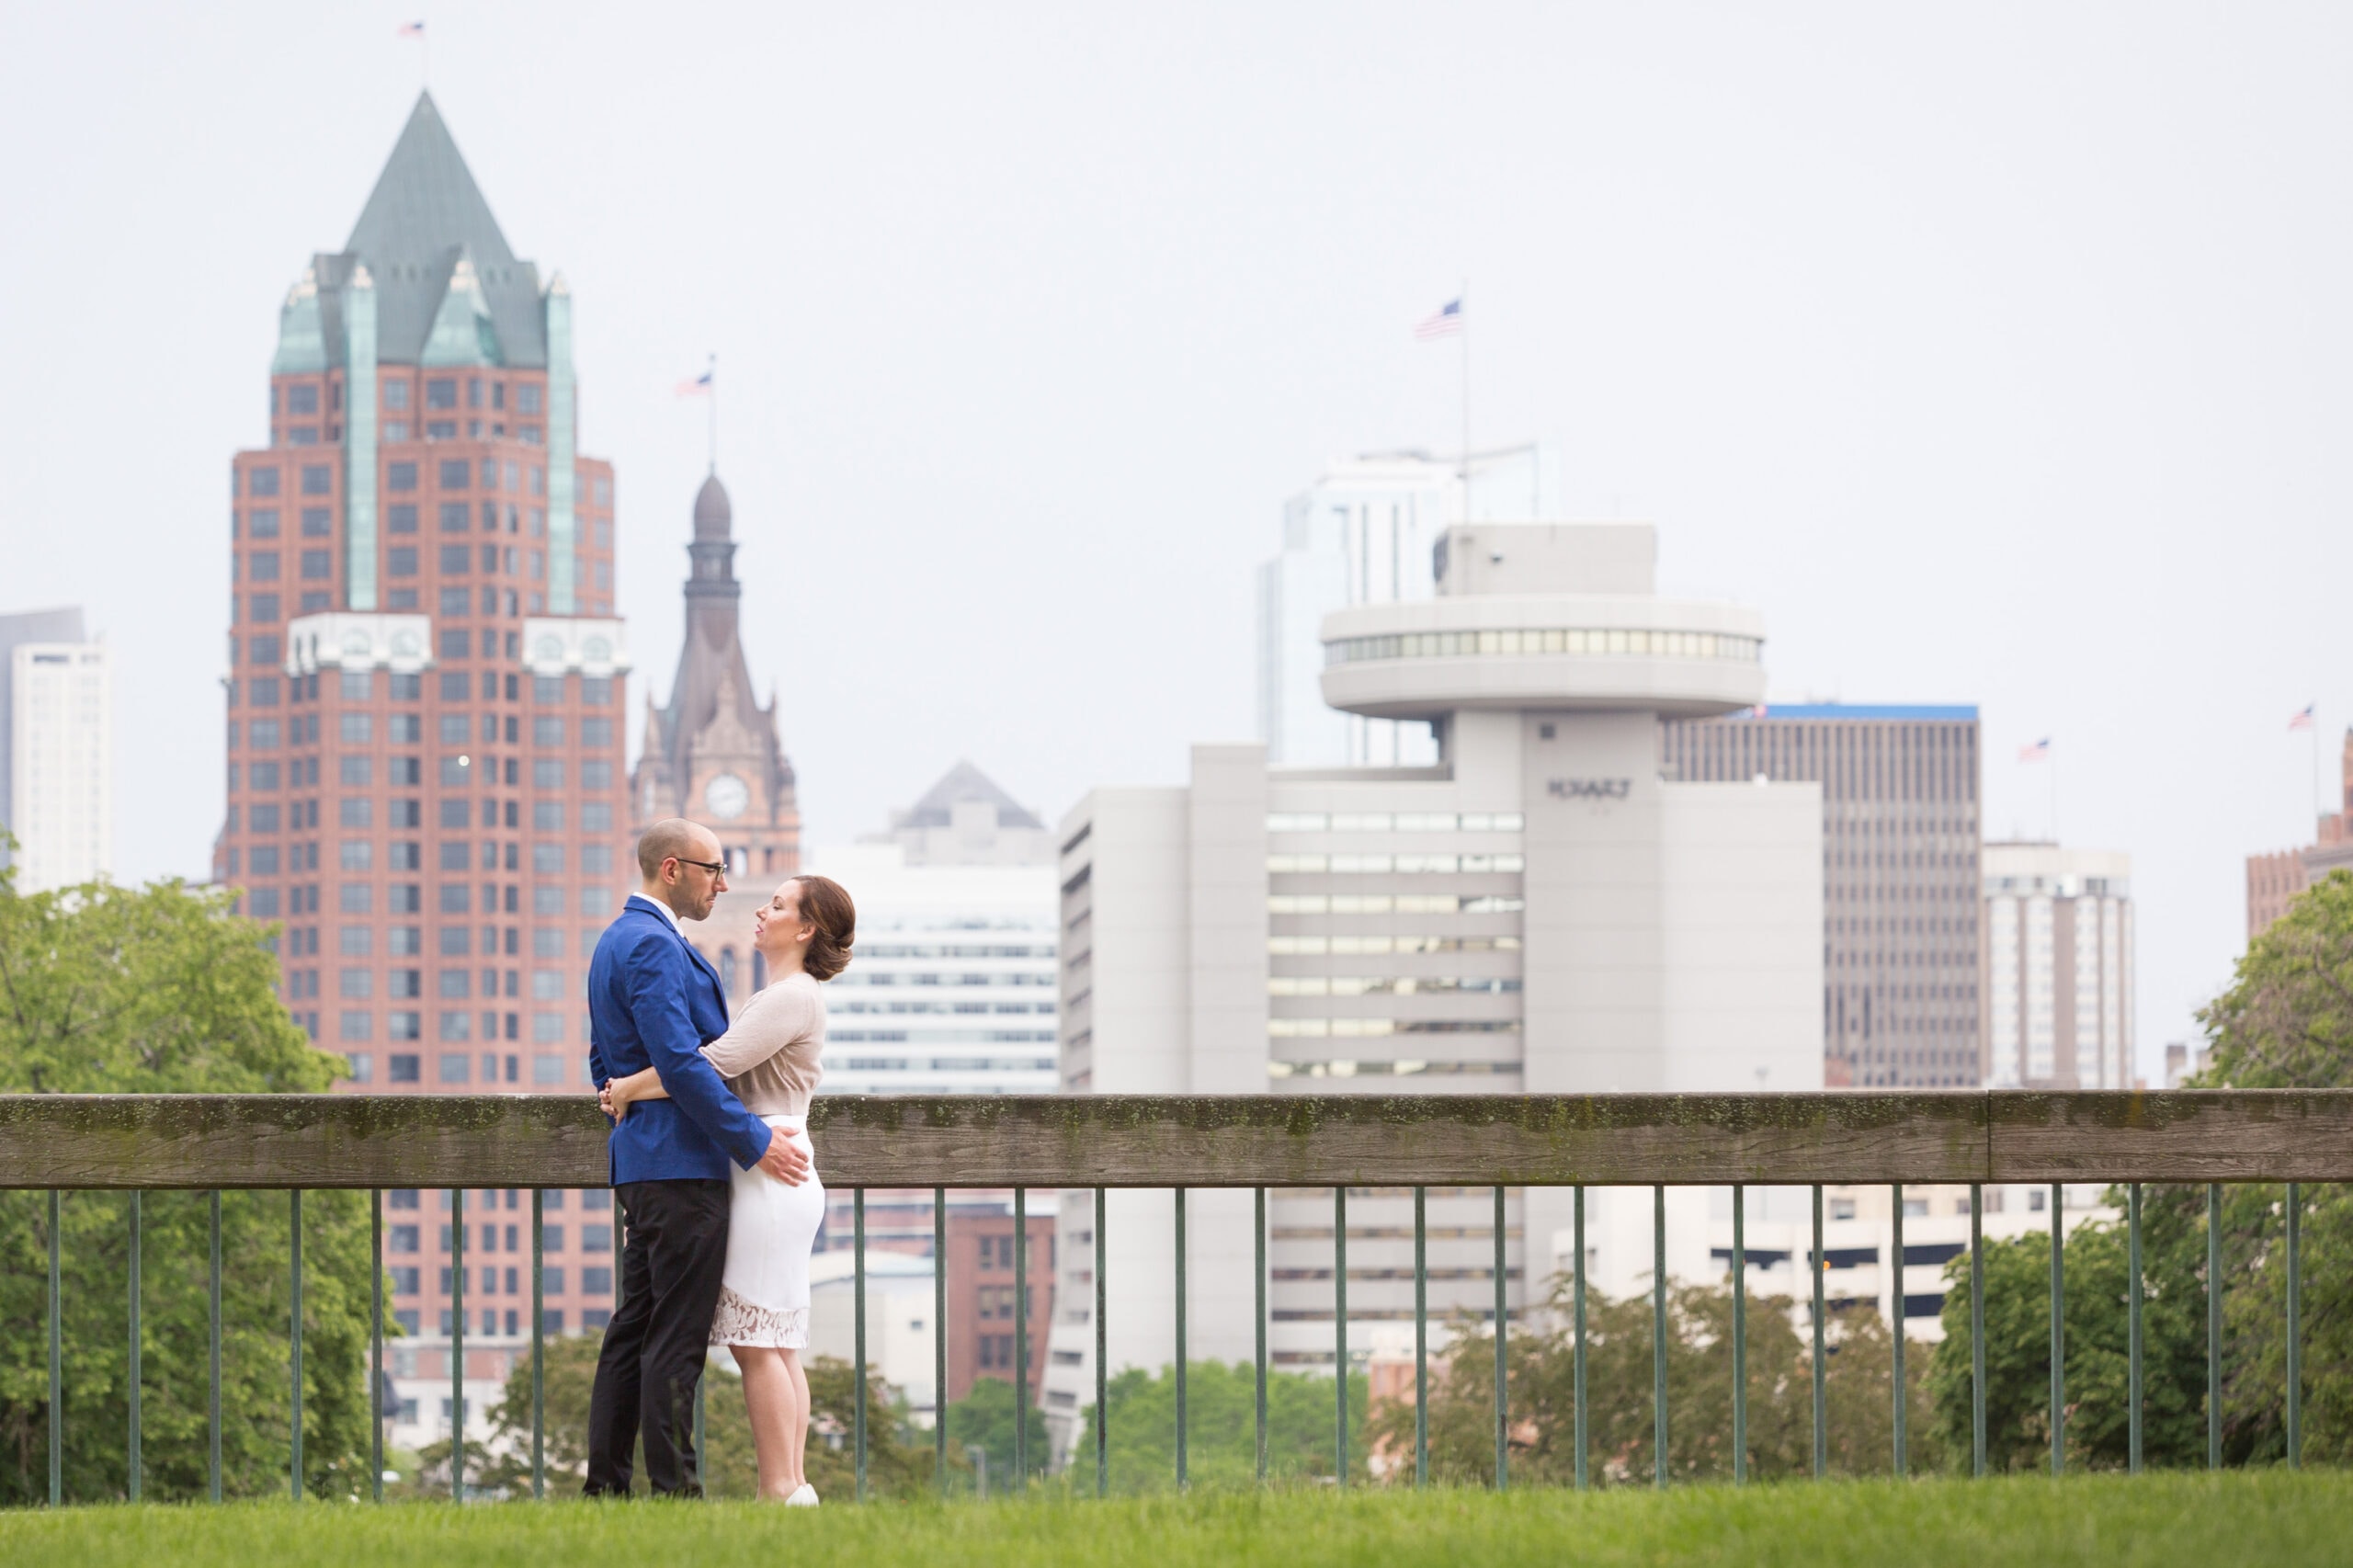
[636,818,727,919]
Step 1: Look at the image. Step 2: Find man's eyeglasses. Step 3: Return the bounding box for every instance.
[672,857,727,877]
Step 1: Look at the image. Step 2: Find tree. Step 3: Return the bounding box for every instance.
[1370,1276,1933,1486]
[0,868,376,1504]
[475,1334,938,1500]
[1074,1359,1366,1493]
[1932,871,2353,1472]
[944,1374,1050,1492]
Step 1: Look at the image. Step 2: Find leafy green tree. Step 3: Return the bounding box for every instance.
[944,1373,1051,1492]
[0,868,376,1504]
[475,1334,937,1500]
[1934,870,2353,1471]
[1372,1276,1932,1486]
[1074,1359,1366,1493]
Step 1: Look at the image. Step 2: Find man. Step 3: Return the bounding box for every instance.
[584,818,811,1496]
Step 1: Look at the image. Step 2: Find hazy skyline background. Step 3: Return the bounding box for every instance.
[6,3,2350,1079]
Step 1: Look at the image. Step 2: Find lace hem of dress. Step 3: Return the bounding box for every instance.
[710,1287,809,1349]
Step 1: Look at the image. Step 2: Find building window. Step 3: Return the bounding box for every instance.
[426,379,457,410]
[249,509,280,539]
[301,464,333,495]
[301,507,332,538]
[301,550,332,580]
[388,1052,420,1083]
[249,551,280,582]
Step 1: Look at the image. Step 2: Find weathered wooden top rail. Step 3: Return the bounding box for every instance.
[1,1091,2348,1189]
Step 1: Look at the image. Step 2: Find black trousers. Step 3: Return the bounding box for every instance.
[585,1179,730,1497]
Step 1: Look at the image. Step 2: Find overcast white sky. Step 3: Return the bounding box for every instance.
[5,3,2350,1080]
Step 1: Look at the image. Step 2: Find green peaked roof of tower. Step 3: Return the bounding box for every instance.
[327,91,549,368]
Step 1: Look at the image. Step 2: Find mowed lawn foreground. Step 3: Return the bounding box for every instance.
[6,1471,2349,1568]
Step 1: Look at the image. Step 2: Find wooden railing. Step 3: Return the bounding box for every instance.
[4,1090,2346,1505]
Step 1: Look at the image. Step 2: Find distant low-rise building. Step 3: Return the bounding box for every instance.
[2245,728,2353,937]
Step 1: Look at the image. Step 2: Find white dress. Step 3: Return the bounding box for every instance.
[698,972,827,1349]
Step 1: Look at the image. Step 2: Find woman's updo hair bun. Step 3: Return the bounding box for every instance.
[790,875,855,983]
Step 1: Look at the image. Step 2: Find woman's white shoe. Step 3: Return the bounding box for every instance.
[784,1483,819,1506]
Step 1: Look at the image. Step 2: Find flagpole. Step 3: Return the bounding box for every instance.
[2313,717,2323,832]
[1459,280,1471,522]
[2051,744,2060,845]
[707,354,718,474]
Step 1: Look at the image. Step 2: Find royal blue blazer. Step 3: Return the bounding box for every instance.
[587,894,773,1184]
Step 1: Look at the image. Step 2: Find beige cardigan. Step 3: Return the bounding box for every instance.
[699,970,825,1117]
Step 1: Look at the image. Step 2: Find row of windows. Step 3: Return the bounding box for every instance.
[1266,977,1520,996]
[1267,1018,1524,1038]
[1267,812,1524,834]
[307,925,597,960]
[328,966,572,1000]
[230,669,614,710]
[1326,628,1761,665]
[832,1054,1057,1072]
[236,550,336,583]
[857,943,1057,960]
[384,1226,608,1257]
[228,720,614,756]
[349,1042,593,1075]
[1267,853,1525,875]
[236,508,332,540]
[240,881,619,919]
[1267,895,1526,915]
[274,375,546,418]
[831,971,1054,988]
[382,1269,609,1307]
[1267,1059,1522,1077]
[1267,935,1521,955]
[233,706,620,754]
[830,1001,1055,1016]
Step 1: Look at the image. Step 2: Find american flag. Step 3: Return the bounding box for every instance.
[396,20,425,37]
[2018,737,2051,763]
[1414,299,1463,340]
[676,368,713,398]
[2290,703,2316,732]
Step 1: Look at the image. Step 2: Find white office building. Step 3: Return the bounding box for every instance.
[1983,842,2134,1090]
[1044,521,1823,1464]
[1256,445,1556,768]
[812,762,1060,1097]
[1,608,112,893]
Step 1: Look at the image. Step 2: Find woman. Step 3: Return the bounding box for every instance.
[602,873,854,1505]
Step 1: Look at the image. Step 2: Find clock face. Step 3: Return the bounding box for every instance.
[704,772,750,822]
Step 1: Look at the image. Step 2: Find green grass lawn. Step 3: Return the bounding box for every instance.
[6,1471,2349,1567]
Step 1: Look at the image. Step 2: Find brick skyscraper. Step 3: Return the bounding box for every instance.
[216,92,628,1448]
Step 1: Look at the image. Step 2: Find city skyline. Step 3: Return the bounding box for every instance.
[8,5,2353,1085]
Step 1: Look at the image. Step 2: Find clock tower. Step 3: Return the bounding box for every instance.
[630,471,801,881]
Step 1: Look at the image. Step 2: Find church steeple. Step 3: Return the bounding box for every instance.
[630,472,801,875]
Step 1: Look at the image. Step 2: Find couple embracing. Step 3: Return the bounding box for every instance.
[582,817,852,1503]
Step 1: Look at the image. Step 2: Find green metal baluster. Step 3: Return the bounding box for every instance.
[530,1190,543,1500]
[291,1189,304,1500]
[2286,1181,2302,1469]
[2128,1182,2143,1474]
[370,1189,382,1504]
[1174,1186,1187,1490]
[49,1189,62,1508]
[1013,1185,1028,1492]
[935,1187,948,1500]
[1653,1184,1667,1489]
[1098,1186,1110,1498]
[2049,1183,2063,1477]
[1891,1182,1905,1477]
[1812,1184,1825,1480]
[1336,1185,1349,1489]
[1733,1185,1746,1485]
[129,1190,141,1503]
[1574,1186,1588,1491]
[1971,1183,1984,1479]
[855,1187,868,1503]
[1492,1185,1506,1493]
[1254,1186,1267,1486]
[211,1192,225,1502]
[1413,1185,1427,1490]
[2207,1183,2222,1471]
[451,1187,464,1501]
